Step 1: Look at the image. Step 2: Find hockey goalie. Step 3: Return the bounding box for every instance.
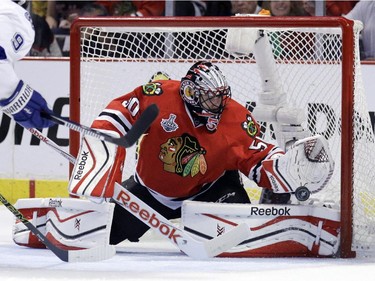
[13,62,337,258]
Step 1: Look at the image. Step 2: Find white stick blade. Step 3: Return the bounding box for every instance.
[68,245,116,262]
[177,223,250,259]
[204,223,251,258]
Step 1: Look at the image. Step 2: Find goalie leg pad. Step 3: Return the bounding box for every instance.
[13,198,49,248]
[262,135,334,198]
[13,198,114,250]
[181,200,340,257]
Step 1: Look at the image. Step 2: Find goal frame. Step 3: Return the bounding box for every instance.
[69,16,356,258]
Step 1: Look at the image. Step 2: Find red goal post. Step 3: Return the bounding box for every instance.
[69,16,375,258]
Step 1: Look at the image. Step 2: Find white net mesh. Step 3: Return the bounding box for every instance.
[72,18,375,256]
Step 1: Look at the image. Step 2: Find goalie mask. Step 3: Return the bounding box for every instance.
[180,61,231,132]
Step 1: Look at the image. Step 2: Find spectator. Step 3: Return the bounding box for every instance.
[346,1,375,60]
[56,12,78,31]
[261,1,312,60]
[263,0,308,16]
[29,0,62,57]
[29,13,62,57]
[96,1,165,16]
[303,0,358,16]
[54,2,85,31]
[80,2,109,17]
[231,0,262,15]
[174,1,231,17]
[174,1,207,16]
[326,0,357,16]
[53,2,109,57]
[205,1,232,16]
[302,0,316,16]
[54,2,108,31]
[50,2,85,57]
[31,0,58,29]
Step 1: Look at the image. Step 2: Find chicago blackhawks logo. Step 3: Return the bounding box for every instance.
[159,133,207,177]
[142,82,163,96]
[242,114,258,137]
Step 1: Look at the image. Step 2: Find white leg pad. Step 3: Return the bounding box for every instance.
[13,198,48,248]
[13,198,114,250]
[181,200,340,257]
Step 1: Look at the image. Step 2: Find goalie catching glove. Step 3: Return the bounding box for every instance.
[262,135,334,201]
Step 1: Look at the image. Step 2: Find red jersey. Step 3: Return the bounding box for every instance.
[92,80,283,200]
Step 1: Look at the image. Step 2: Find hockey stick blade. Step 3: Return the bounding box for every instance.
[0,193,115,262]
[177,223,250,259]
[42,104,159,148]
[113,183,250,259]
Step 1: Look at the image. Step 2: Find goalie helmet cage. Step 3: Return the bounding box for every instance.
[69,17,375,258]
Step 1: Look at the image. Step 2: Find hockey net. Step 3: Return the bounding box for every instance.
[70,17,375,258]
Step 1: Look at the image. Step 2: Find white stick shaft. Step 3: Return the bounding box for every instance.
[113,182,250,259]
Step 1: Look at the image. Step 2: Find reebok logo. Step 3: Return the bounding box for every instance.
[48,198,62,208]
[28,128,48,142]
[250,206,291,216]
[116,189,182,244]
[268,174,281,192]
[73,151,89,180]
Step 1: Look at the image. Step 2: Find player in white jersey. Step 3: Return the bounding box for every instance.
[0,0,54,128]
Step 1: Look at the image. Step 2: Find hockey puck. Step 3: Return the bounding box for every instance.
[294,186,310,201]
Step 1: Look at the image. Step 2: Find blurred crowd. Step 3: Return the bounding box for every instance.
[26,0,374,60]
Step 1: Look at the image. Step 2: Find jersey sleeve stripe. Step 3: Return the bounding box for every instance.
[96,115,127,136]
[100,109,132,127]
[97,109,132,136]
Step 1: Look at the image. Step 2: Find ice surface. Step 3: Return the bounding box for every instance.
[1,205,375,281]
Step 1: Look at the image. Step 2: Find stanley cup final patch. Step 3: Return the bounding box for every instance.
[161,114,179,132]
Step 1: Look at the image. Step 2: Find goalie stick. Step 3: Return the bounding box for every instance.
[113,183,251,259]
[26,130,251,258]
[0,193,116,262]
[41,103,159,148]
